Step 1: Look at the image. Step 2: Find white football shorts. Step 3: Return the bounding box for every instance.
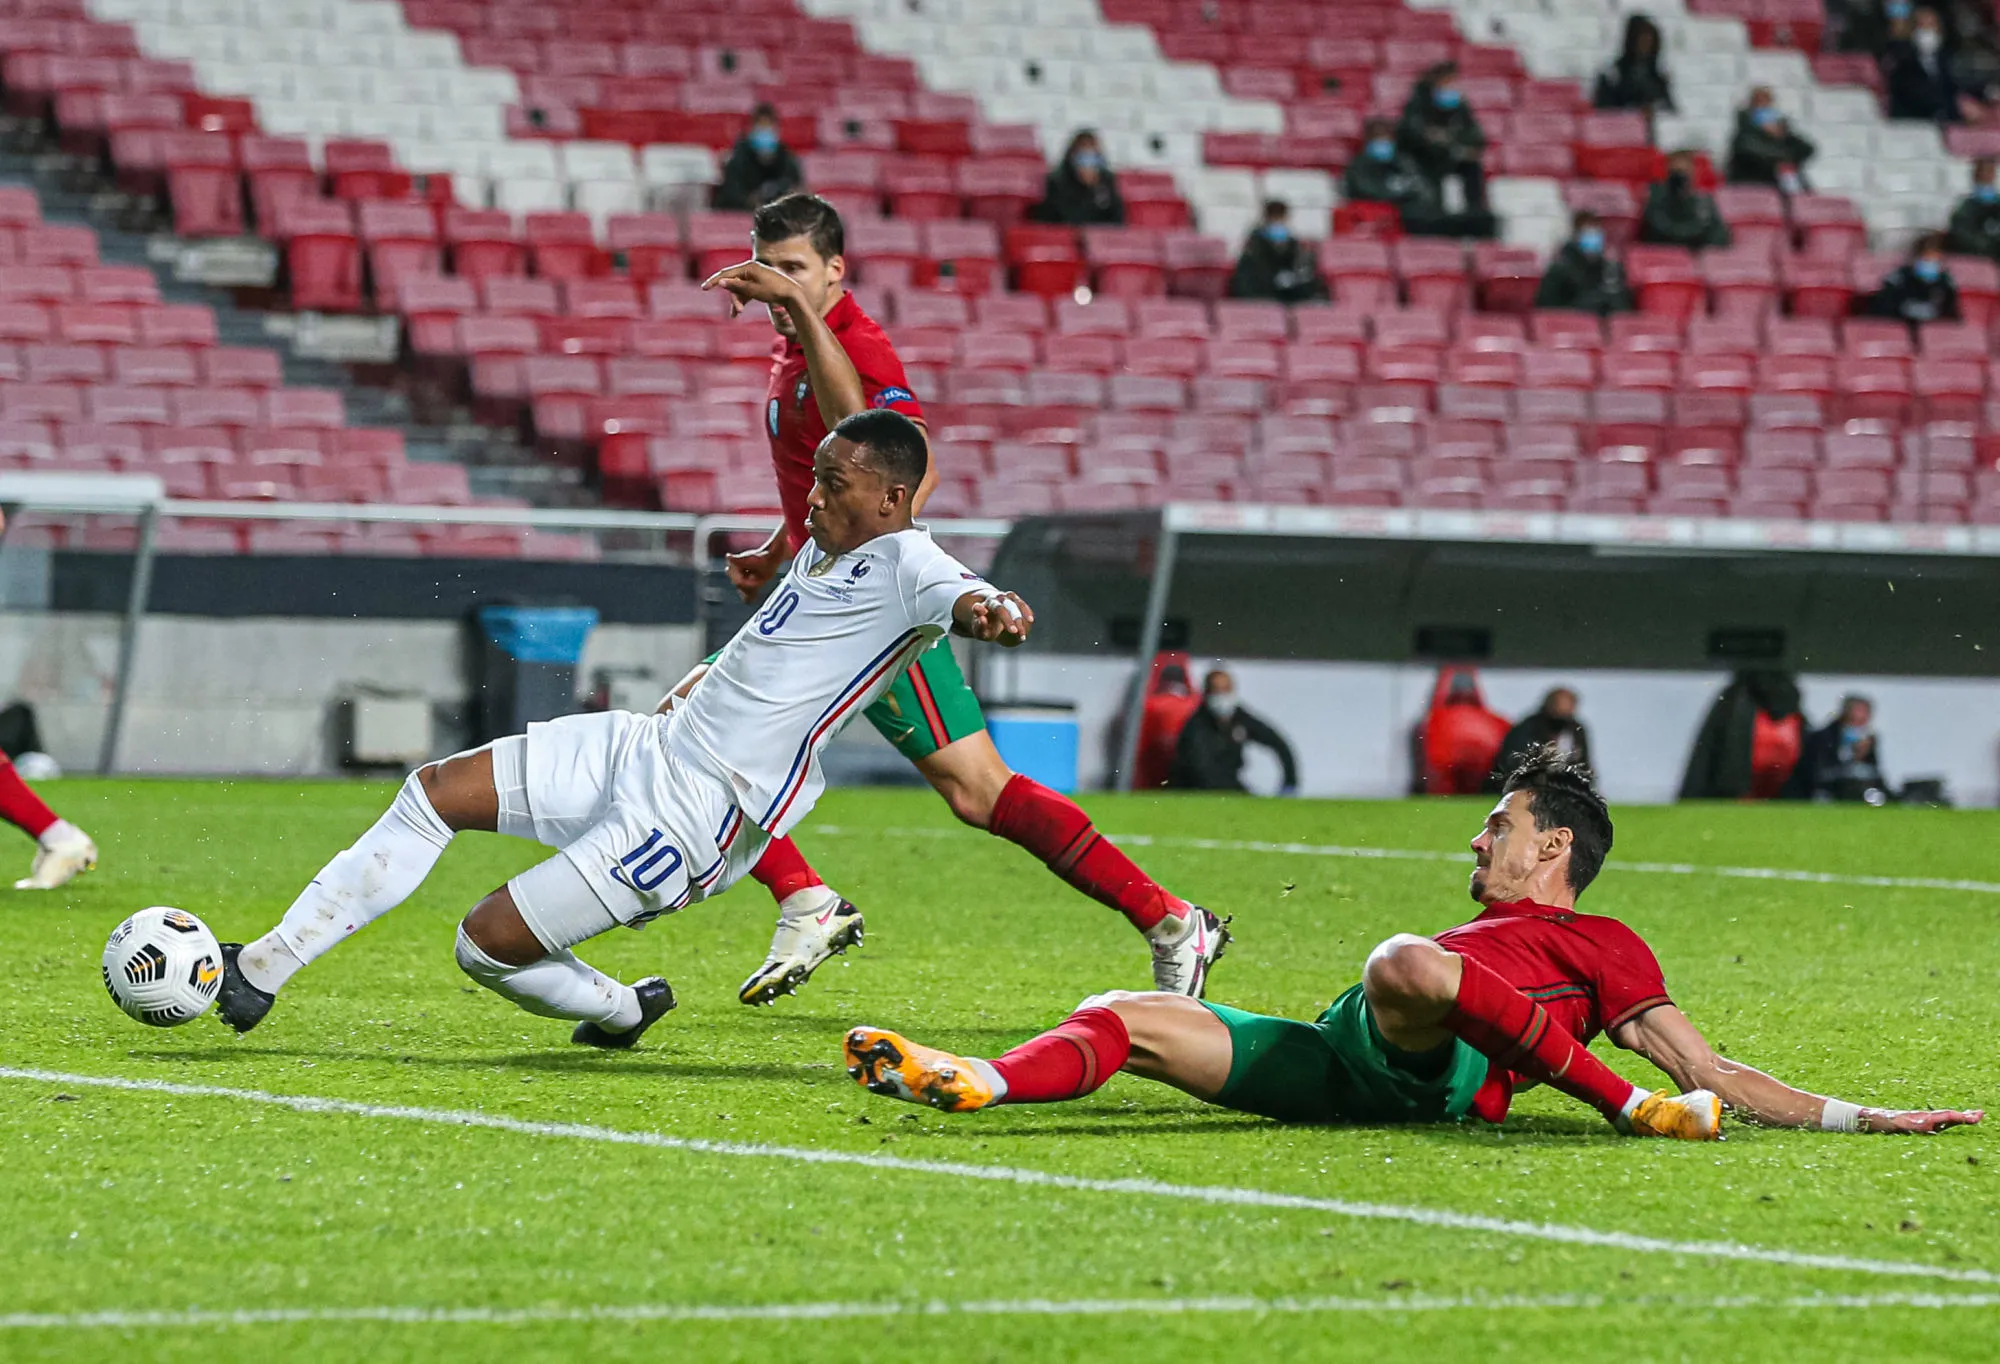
[498,710,768,930]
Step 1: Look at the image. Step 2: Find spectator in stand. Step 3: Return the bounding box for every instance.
[1396,62,1490,219]
[1946,157,2000,258]
[1638,149,1732,249]
[1785,695,1891,801]
[1342,116,1497,238]
[1868,232,1961,323]
[1885,6,1994,123]
[1534,211,1634,314]
[1594,13,1676,118]
[1227,200,1328,304]
[1726,88,1816,194]
[1168,668,1298,795]
[713,104,805,212]
[1483,688,1592,794]
[1032,130,1125,226]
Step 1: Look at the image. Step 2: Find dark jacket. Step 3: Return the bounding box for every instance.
[1228,227,1327,303]
[1342,149,1443,216]
[1033,165,1124,226]
[1168,702,1298,793]
[712,137,803,212]
[1680,671,1803,800]
[1869,263,1961,323]
[1396,82,1487,180]
[1885,39,1968,121]
[1638,178,1732,249]
[1725,111,1816,188]
[1594,54,1675,112]
[1482,714,1591,795]
[1946,191,2000,258]
[1782,720,1888,800]
[1534,242,1634,314]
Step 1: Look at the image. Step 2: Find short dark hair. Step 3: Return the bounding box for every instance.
[753,193,843,262]
[751,102,778,123]
[1573,209,1602,232]
[830,409,929,492]
[1913,230,1948,257]
[1364,115,1395,139]
[1261,199,1289,220]
[1500,743,1614,894]
[1203,667,1232,692]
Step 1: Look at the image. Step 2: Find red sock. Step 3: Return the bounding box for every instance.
[749,835,824,905]
[987,775,1182,932]
[1445,955,1639,1122]
[990,1006,1131,1104]
[0,757,56,840]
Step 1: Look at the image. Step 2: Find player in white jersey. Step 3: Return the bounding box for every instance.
[213,411,1032,1045]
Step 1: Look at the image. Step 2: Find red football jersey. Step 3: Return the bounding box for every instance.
[763,291,925,553]
[1435,898,1672,1122]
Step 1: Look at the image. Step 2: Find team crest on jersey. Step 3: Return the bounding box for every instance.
[794,378,811,409]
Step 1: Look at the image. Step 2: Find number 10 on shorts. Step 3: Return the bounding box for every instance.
[611,828,684,892]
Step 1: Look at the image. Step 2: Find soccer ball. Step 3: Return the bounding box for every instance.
[102,907,222,1027]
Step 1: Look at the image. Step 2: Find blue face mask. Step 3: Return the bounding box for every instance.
[1976,184,1998,202]
[1262,222,1290,243]
[1434,86,1462,109]
[1841,725,1867,745]
[1887,0,1912,18]
[1073,150,1105,172]
[748,126,779,155]
[1913,257,1942,281]
[1576,227,1605,255]
[1752,105,1781,128]
[1367,137,1396,161]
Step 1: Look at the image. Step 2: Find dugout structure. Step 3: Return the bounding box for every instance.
[984,503,2000,791]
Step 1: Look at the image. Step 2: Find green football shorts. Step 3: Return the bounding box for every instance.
[701,636,985,764]
[1200,985,1488,1126]
[861,636,987,762]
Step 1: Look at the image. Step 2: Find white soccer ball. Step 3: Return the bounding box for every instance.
[102,907,222,1027]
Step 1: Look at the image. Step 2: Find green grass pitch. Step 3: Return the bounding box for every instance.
[1,779,1997,1362]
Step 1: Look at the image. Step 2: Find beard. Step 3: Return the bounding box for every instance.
[1468,867,1489,903]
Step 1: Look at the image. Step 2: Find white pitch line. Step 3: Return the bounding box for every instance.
[5,1291,2000,1332]
[5,1067,1993,1286]
[806,825,2000,896]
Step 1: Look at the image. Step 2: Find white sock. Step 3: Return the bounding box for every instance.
[777,885,842,920]
[1143,907,1193,944]
[1613,1084,1650,1132]
[40,818,85,849]
[453,926,641,1030]
[967,1057,1008,1102]
[242,772,456,993]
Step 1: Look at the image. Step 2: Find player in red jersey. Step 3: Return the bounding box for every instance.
[0,515,96,889]
[695,195,1227,1008]
[846,746,1984,1139]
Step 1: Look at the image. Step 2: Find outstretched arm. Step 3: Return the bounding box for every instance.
[1613,1004,1982,1134]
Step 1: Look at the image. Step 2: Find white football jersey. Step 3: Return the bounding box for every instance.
[667,527,995,837]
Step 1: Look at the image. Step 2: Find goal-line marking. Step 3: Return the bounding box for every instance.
[5,1291,1999,1332]
[807,825,2000,896]
[4,1067,1992,1287]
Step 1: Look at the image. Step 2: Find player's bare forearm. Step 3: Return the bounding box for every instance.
[952,590,1033,647]
[786,298,867,430]
[909,422,937,516]
[655,663,710,715]
[1616,1004,1983,1134]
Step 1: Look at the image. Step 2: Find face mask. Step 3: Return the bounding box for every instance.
[1366,137,1396,161]
[1262,222,1290,243]
[1913,258,1942,281]
[1073,150,1105,172]
[1205,693,1237,720]
[1752,105,1781,128]
[1576,227,1605,255]
[1434,86,1462,109]
[1977,184,1998,202]
[748,127,779,155]
[1915,27,1942,54]
[1887,0,1912,18]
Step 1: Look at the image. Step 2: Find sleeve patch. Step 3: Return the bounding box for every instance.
[871,386,917,408]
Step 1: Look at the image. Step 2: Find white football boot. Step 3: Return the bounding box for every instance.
[15,819,97,890]
[738,889,864,1005]
[1147,906,1231,997]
